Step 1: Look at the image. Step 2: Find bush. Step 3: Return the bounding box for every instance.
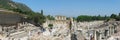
[48,24,53,29]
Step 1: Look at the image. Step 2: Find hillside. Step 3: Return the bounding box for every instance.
[0,0,46,25]
[0,0,32,12]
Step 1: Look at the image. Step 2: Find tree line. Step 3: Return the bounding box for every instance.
[76,13,120,22]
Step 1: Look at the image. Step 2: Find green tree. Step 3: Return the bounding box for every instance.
[48,24,53,29]
[47,15,55,20]
[115,16,120,21]
[33,15,39,24]
[77,15,92,22]
[119,13,120,16]
[76,15,109,22]
[41,10,43,15]
[104,15,109,20]
[110,14,117,19]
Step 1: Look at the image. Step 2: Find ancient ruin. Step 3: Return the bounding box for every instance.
[0,10,120,40]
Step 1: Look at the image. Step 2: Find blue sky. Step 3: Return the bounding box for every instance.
[13,0,120,17]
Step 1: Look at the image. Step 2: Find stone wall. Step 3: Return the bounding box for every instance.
[0,11,24,25]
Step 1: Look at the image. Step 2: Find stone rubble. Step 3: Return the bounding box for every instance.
[0,16,120,40]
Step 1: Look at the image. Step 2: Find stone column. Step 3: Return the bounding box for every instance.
[99,33,102,40]
[108,29,110,36]
[94,30,97,40]
[109,27,111,35]
[111,26,114,35]
[99,30,102,40]
[0,26,2,32]
[113,27,115,34]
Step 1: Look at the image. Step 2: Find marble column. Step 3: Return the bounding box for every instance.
[113,26,115,34]
[99,33,102,40]
[99,30,103,40]
[94,30,97,40]
[111,26,114,35]
[108,29,110,36]
[109,27,111,35]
